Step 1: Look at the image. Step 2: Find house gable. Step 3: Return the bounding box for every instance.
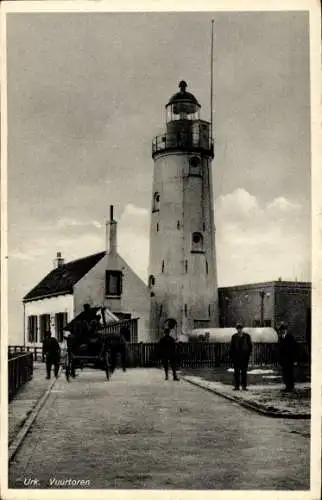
[73,252,150,340]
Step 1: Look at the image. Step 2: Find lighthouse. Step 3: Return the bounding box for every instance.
[148,81,219,340]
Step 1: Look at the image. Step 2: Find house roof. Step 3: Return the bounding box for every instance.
[23,251,106,302]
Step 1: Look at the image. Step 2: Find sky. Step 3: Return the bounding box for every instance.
[6,11,311,343]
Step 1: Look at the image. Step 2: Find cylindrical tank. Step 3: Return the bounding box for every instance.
[188,327,279,343]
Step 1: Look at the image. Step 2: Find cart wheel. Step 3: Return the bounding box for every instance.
[105,352,110,380]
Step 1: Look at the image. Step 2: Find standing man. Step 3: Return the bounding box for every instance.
[229,323,253,391]
[110,333,127,373]
[278,322,298,392]
[158,328,179,381]
[42,331,61,380]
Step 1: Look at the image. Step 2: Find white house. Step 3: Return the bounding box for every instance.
[23,206,150,346]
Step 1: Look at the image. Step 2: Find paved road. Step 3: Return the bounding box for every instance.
[9,368,310,490]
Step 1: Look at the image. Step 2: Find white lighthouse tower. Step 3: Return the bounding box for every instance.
[148,80,219,340]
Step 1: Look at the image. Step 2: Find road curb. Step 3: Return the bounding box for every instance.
[182,376,310,420]
[9,376,58,463]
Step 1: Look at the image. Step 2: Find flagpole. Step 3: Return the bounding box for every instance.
[210,19,214,141]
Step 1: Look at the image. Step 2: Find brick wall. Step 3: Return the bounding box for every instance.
[274,284,311,341]
[218,283,274,328]
[219,281,311,341]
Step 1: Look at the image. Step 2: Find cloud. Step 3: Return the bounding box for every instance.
[267,197,301,213]
[55,217,103,230]
[215,189,310,286]
[216,188,259,219]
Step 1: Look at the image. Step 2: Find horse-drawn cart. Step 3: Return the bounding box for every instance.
[62,305,137,381]
[64,333,111,381]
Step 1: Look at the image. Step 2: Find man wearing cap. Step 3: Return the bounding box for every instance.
[229,324,253,391]
[278,323,298,392]
[158,328,179,381]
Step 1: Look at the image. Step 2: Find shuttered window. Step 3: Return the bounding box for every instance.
[27,316,37,343]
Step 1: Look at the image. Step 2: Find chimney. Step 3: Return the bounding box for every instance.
[54,251,65,268]
[106,205,117,255]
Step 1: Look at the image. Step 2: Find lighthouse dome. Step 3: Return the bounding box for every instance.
[166,81,201,118]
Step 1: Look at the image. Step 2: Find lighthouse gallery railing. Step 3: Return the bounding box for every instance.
[152,131,214,158]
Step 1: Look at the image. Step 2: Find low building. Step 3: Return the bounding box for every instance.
[23,206,150,346]
[218,280,311,342]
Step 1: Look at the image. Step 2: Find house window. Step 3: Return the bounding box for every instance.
[152,192,160,212]
[184,304,188,316]
[55,312,68,342]
[203,222,206,231]
[253,319,261,327]
[148,275,155,288]
[185,260,188,273]
[177,221,180,230]
[206,260,208,275]
[105,270,122,296]
[191,232,204,253]
[27,315,37,343]
[156,222,159,232]
[264,319,272,327]
[161,260,165,273]
[39,314,50,342]
[208,304,211,317]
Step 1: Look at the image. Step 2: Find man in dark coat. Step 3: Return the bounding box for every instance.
[42,331,61,379]
[158,329,179,381]
[229,323,253,390]
[106,332,127,373]
[278,322,298,392]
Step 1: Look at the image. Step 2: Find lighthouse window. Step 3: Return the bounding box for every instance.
[208,304,211,317]
[184,304,188,316]
[189,156,202,177]
[161,260,165,273]
[156,223,159,232]
[177,221,180,230]
[189,156,200,168]
[206,260,208,274]
[148,275,155,288]
[185,260,188,273]
[191,232,204,253]
[193,232,202,243]
[153,192,160,212]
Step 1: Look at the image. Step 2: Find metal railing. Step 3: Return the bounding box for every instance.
[152,132,214,158]
[8,352,33,401]
[9,345,43,362]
